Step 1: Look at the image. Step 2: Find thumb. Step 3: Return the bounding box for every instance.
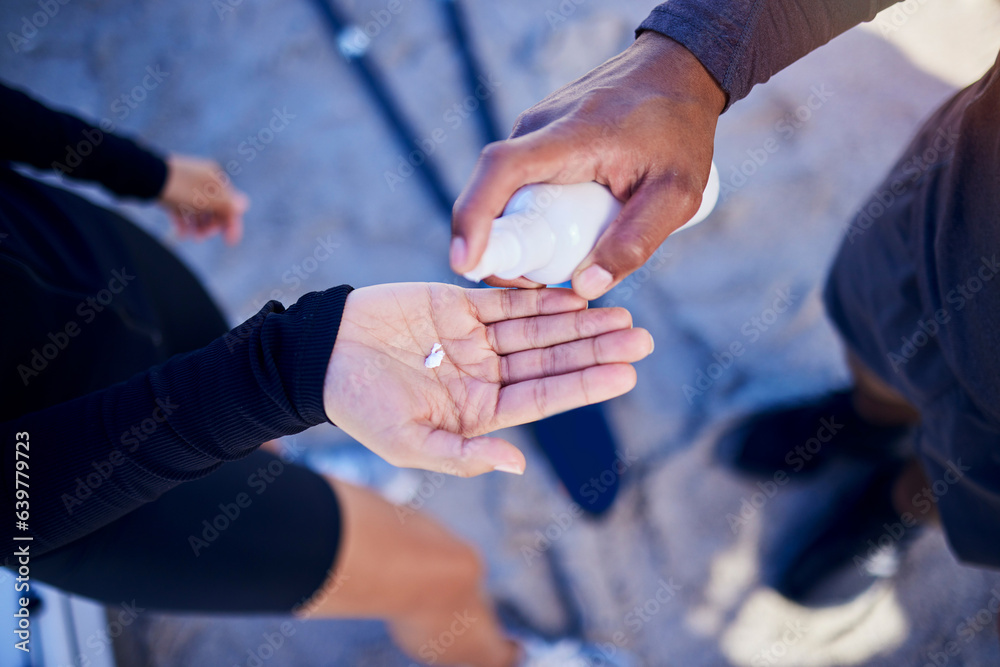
[405,426,526,478]
[572,179,702,300]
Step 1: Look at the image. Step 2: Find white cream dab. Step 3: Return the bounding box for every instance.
[424,343,445,369]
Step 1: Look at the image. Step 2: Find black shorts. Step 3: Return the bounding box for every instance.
[823,52,1000,568]
[25,187,341,612]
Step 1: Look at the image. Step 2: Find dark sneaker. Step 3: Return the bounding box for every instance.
[764,458,923,604]
[721,390,910,477]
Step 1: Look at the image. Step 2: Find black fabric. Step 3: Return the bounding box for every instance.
[0,188,352,557]
[824,54,1000,567]
[0,172,344,609]
[636,0,1000,569]
[0,87,353,581]
[31,449,341,613]
[0,81,168,199]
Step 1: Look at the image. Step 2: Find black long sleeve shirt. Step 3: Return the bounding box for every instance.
[0,83,351,559]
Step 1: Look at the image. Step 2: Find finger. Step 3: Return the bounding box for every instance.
[481,276,544,290]
[220,206,244,246]
[193,215,218,241]
[495,363,638,429]
[233,190,250,214]
[466,286,586,324]
[488,306,632,355]
[222,192,248,245]
[500,327,653,384]
[394,425,526,477]
[169,211,188,238]
[572,178,702,300]
[224,214,244,246]
[451,125,599,274]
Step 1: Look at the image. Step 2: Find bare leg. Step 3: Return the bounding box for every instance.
[847,351,921,426]
[891,457,939,523]
[298,478,519,667]
[846,352,939,520]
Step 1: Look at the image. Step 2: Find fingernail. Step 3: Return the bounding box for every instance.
[450,237,467,270]
[493,463,524,475]
[576,265,613,300]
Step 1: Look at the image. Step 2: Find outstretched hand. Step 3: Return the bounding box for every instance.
[158,154,249,245]
[450,32,726,300]
[323,284,653,477]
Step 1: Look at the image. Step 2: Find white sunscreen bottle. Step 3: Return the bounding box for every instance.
[463,162,720,285]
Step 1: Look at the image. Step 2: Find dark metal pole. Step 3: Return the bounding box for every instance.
[309,0,455,218]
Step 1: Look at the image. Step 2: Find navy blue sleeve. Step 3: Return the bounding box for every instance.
[0,81,168,199]
[638,0,899,111]
[1,286,353,558]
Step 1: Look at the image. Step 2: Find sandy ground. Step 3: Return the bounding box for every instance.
[3,0,1000,664]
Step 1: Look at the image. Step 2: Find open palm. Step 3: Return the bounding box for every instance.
[323,283,653,477]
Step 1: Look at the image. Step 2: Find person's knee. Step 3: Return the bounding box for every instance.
[440,538,485,591]
[415,538,484,615]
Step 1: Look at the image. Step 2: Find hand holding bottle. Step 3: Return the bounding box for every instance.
[450,32,726,300]
[462,164,719,286]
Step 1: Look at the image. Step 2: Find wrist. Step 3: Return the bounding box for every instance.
[158,154,180,203]
[630,31,726,115]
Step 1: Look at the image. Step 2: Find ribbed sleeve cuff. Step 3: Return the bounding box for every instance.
[261,285,354,426]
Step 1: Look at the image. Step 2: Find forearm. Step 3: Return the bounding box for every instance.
[0,82,167,198]
[1,286,352,558]
[638,0,900,110]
